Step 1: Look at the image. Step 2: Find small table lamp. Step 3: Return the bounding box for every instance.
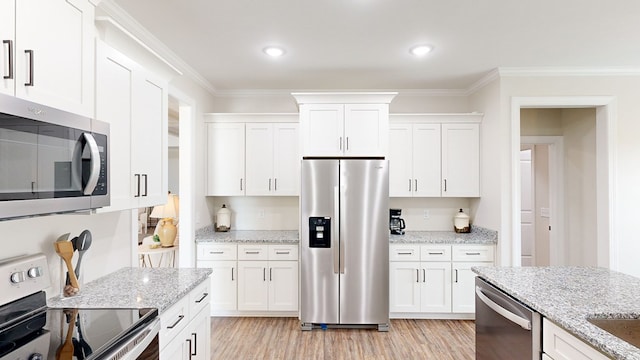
[150,194,179,247]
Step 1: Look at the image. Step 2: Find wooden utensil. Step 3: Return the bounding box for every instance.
[56,309,78,360]
[54,240,80,291]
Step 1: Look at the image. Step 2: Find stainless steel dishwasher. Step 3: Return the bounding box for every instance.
[475,277,541,360]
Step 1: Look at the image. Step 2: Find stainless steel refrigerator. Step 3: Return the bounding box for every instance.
[300,159,389,331]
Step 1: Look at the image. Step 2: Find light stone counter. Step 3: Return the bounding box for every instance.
[47,267,212,313]
[390,226,497,245]
[473,266,640,360]
[195,226,299,243]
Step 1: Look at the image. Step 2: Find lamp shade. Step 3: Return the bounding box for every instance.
[150,194,179,219]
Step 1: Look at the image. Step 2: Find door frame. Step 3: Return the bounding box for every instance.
[510,96,617,269]
[520,137,564,266]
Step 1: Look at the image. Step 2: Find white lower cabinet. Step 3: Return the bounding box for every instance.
[542,318,609,360]
[197,243,298,315]
[389,243,494,317]
[159,280,211,360]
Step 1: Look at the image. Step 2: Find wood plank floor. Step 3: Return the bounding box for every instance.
[211,317,475,359]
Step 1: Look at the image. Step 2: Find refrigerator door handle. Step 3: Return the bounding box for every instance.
[333,185,340,274]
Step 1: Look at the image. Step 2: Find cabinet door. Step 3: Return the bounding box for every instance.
[389,261,421,313]
[452,261,486,313]
[442,123,480,197]
[300,104,343,157]
[421,262,451,313]
[237,261,268,311]
[245,123,273,196]
[189,308,211,360]
[206,123,245,196]
[272,123,299,195]
[198,260,237,313]
[95,43,135,212]
[0,1,14,95]
[268,261,298,311]
[413,123,441,197]
[132,73,167,207]
[160,331,189,360]
[388,124,413,197]
[15,0,94,116]
[344,104,388,157]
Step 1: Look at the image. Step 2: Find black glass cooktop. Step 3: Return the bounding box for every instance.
[0,305,157,360]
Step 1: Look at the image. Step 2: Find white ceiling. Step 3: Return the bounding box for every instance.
[111,0,640,93]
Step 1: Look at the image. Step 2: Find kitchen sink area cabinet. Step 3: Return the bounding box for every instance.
[542,319,609,360]
[245,122,300,196]
[206,122,246,196]
[388,114,482,198]
[390,243,494,318]
[95,41,168,211]
[1,0,95,116]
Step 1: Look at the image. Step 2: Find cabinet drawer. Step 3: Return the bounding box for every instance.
[420,245,451,261]
[543,318,609,360]
[269,244,298,260]
[198,244,237,260]
[238,244,269,260]
[189,280,211,319]
[390,245,420,261]
[452,245,494,262]
[159,296,189,350]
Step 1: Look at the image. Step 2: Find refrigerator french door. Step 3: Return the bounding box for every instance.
[300,159,389,331]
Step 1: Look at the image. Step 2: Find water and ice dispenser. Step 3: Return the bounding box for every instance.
[309,217,331,248]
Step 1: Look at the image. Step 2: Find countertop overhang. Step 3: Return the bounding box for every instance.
[473,266,640,360]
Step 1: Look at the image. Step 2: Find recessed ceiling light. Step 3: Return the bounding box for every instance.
[263,46,285,57]
[410,45,433,57]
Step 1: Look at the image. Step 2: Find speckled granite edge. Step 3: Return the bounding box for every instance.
[390,225,497,245]
[473,266,640,360]
[47,267,212,313]
[195,226,299,243]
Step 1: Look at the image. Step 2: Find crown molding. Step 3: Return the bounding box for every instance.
[97,0,217,95]
[497,66,640,77]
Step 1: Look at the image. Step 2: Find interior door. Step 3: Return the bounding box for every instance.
[520,147,535,266]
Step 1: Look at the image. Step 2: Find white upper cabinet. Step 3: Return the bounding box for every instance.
[206,123,245,196]
[389,123,441,197]
[389,114,481,198]
[442,123,480,197]
[294,92,396,157]
[245,123,300,196]
[95,42,168,211]
[4,0,95,116]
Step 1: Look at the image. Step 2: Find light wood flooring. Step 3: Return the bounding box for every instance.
[210,317,475,359]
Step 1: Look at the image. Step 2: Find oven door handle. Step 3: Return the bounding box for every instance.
[101,318,160,360]
[475,286,531,330]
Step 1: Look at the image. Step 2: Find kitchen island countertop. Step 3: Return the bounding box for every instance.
[47,267,212,313]
[473,266,640,360]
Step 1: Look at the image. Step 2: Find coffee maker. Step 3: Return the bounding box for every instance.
[389,209,406,235]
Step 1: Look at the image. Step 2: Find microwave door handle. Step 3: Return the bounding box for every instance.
[82,133,101,195]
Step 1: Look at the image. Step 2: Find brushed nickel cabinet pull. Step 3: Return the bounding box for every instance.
[397,252,413,255]
[428,252,444,255]
[415,179,418,192]
[346,137,349,150]
[231,268,234,281]
[466,252,481,256]
[2,40,12,79]
[422,269,426,282]
[274,178,277,191]
[454,269,459,283]
[269,268,272,281]
[210,251,224,254]
[263,268,266,281]
[416,269,419,283]
[444,179,447,192]
[24,50,33,86]
[409,179,412,191]
[269,178,271,191]
[245,251,260,254]
[275,251,290,254]
[339,137,343,150]
[240,178,243,191]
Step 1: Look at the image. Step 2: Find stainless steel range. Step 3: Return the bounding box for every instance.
[0,254,159,360]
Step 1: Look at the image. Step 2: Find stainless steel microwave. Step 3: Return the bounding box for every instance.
[0,93,109,220]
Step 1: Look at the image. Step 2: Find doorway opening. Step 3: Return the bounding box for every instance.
[511,96,617,269]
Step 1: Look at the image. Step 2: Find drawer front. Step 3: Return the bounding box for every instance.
[269,244,298,261]
[238,244,269,260]
[189,279,211,318]
[198,244,237,260]
[452,245,494,262]
[420,245,451,262]
[390,244,420,261]
[543,318,609,360]
[159,296,189,349]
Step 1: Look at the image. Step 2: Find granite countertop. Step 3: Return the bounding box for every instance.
[47,267,212,313]
[390,226,497,245]
[195,226,299,243]
[473,266,640,360]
